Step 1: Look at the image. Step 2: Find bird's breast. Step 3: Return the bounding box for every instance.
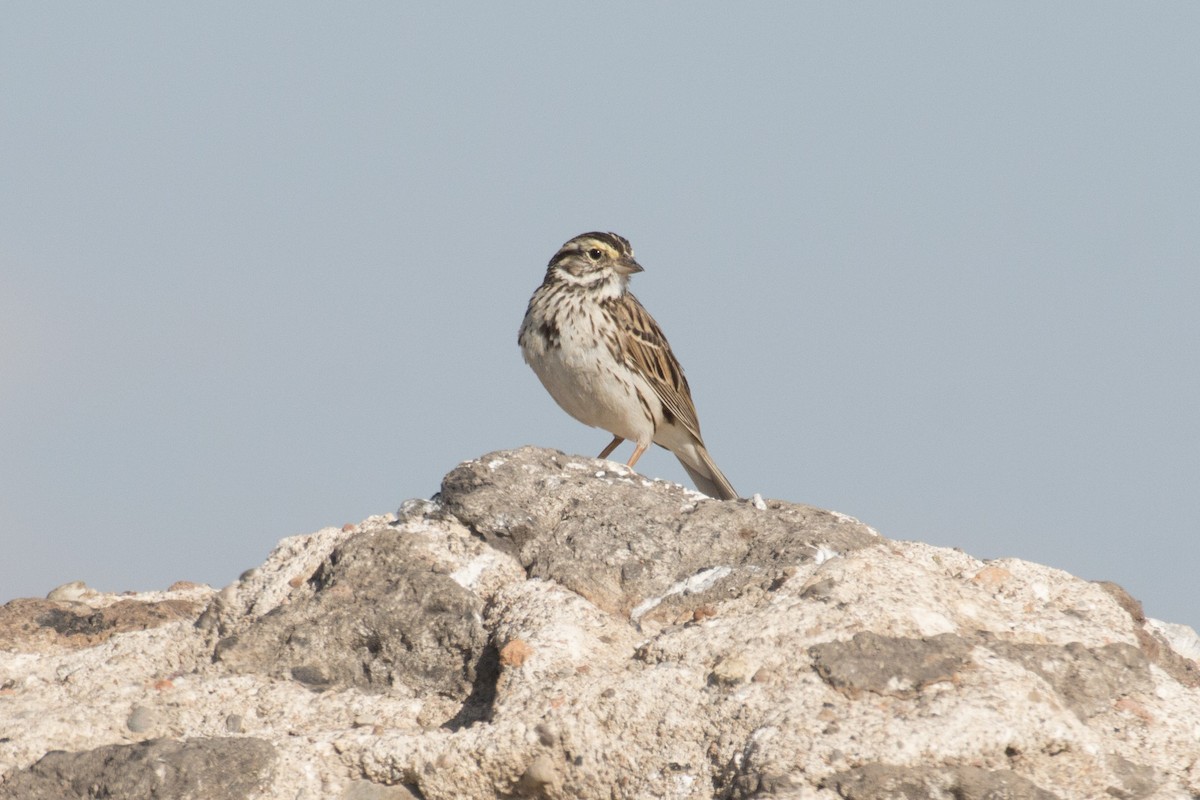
[522,309,658,443]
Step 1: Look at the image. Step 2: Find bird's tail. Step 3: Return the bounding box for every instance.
[676,444,739,501]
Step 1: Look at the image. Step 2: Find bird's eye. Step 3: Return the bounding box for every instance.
[587,248,603,261]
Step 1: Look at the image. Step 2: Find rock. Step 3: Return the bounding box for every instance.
[211,520,495,723]
[0,737,275,800]
[125,704,157,733]
[982,639,1152,720]
[341,780,421,800]
[44,581,97,603]
[809,631,974,698]
[2,447,1199,799]
[709,654,755,687]
[0,593,210,651]
[439,446,879,623]
[819,763,1061,800]
[515,754,561,797]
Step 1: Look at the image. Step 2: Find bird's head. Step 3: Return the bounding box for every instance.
[545,231,643,294]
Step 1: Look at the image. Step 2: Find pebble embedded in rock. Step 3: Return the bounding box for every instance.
[126,705,156,733]
[46,581,93,602]
[710,655,754,686]
[515,754,560,797]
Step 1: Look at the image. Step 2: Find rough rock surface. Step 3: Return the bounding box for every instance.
[2,446,1199,799]
[1,737,276,800]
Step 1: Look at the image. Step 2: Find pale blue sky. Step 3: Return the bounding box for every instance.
[3,4,1198,630]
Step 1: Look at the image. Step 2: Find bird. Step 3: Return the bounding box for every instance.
[518,231,739,500]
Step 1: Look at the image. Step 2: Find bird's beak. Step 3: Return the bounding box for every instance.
[615,256,644,276]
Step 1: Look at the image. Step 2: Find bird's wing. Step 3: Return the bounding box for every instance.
[606,293,704,442]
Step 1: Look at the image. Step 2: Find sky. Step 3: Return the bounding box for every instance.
[2,4,1197,631]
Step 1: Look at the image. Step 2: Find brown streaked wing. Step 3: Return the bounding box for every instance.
[605,293,704,442]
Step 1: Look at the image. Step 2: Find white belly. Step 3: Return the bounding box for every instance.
[522,318,658,445]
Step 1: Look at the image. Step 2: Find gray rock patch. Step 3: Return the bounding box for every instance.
[213,526,488,705]
[809,632,975,698]
[0,737,275,800]
[984,639,1152,720]
[820,763,1061,800]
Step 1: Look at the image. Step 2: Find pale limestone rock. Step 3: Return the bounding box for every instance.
[2,447,1198,799]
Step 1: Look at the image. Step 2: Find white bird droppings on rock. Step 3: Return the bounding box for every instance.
[812,545,840,565]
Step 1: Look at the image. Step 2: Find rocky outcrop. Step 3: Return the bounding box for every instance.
[2,446,1198,799]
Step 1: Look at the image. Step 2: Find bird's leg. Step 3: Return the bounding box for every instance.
[626,442,648,469]
[597,435,623,460]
